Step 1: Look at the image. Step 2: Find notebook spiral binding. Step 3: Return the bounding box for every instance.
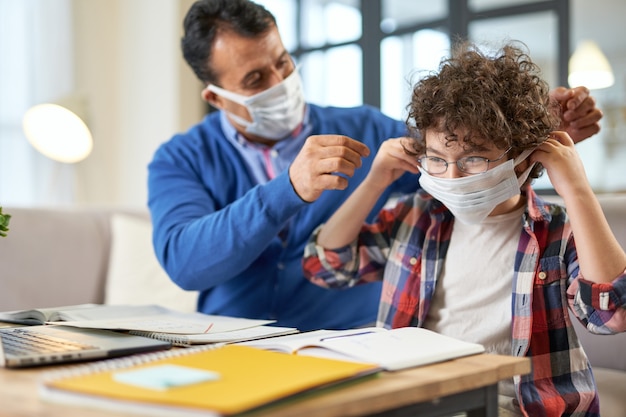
[40,343,225,383]
[127,331,193,347]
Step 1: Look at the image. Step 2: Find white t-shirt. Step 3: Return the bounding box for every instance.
[423,205,526,416]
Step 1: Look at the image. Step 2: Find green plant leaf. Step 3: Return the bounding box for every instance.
[0,206,11,237]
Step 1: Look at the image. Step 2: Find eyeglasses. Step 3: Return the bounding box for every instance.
[418,147,511,175]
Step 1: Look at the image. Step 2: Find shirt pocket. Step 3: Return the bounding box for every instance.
[533,255,569,330]
[390,242,421,274]
[383,242,422,309]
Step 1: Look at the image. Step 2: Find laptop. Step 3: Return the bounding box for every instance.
[0,325,171,368]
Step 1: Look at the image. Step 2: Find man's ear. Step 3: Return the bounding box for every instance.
[201,87,222,109]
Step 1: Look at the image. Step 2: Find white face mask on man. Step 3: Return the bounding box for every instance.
[418,149,535,225]
[207,68,306,141]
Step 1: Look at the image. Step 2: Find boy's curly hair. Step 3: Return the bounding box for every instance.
[405,41,561,180]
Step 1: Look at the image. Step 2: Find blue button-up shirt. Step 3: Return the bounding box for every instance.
[219,107,312,184]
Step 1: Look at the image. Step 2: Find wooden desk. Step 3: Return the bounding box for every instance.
[0,353,529,417]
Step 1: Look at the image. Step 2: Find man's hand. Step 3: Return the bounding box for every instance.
[550,86,603,143]
[289,135,370,202]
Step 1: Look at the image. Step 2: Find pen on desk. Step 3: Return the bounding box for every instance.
[320,331,374,342]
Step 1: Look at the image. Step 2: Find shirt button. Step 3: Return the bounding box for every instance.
[409,257,417,266]
[538,271,547,280]
[277,262,285,270]
[271,149,278,158]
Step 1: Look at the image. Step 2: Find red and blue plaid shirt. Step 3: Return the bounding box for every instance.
[303,186,626,417]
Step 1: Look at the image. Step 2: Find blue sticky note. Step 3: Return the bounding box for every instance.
[113,364,220,390]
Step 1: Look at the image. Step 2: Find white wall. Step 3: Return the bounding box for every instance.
[0,0,79,206]
[71,0,203,207]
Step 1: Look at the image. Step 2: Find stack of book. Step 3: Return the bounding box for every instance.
[39,344,380,416]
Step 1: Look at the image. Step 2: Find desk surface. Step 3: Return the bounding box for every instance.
[0,352,529,417]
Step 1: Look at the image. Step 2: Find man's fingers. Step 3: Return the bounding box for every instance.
[569,124,601,144]
[555,88,602,143]
[568,108,603,129]
[305,135,371,175]
[289,135,372,202]
[320,145,368,169]
[309,135,370,157]
[315,156,360,178]
[563,96,597,121]
[550,86,571,102]
[551,86,593,114]
[314,174,350,191]
[566,86,590,109]
[562,105,602,143]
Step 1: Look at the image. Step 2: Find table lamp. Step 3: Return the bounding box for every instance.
[22,94,93,163]
[568,40,614,90]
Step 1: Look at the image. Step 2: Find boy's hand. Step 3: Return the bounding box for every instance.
[530,131,589,198]
[366,138,420,191]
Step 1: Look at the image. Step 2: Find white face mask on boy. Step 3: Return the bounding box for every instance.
[207,68,305,141]
[418,149,535,225]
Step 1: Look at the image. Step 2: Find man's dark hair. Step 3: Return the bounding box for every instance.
[181,0,276,84]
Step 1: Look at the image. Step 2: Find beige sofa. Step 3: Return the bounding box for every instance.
[0,206,198,313]
[1,195,625,416]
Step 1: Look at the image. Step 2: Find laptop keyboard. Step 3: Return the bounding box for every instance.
[0,328,96,356]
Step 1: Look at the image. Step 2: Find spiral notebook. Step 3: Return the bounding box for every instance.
[128,324,298,346]
[39,344,380,416]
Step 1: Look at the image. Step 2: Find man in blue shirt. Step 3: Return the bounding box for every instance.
[147,0,603,331]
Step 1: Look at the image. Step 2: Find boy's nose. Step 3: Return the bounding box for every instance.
[444,163,463,179]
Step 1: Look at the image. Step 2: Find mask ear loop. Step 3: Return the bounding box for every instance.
[206,84,250,105]
[513,147,538,187]
[513,148,536,166]
[204,84,256,128]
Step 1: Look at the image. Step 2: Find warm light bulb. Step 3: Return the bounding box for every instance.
[22,103,93,163]
[568,41,614,90]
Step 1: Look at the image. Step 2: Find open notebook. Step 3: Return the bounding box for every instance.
[0,325,171,368]
[237,326,485,371]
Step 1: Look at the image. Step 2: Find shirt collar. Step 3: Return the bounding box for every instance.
[524,186,552,223]
[219,105,310,152]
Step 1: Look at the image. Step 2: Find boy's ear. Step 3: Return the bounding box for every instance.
[514,159,531,175]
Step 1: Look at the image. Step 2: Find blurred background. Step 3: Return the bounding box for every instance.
[1,0,624,208]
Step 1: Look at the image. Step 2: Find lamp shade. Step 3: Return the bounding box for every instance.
[568,40,614,90]
[22,95,93,164]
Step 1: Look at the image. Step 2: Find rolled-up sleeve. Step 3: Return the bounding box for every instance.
[302,225,362,289]
[568,270,626,333]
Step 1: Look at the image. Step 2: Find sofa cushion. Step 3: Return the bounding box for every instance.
[0,207,110,310]
[104,213,198,313]
[593,367,626,417]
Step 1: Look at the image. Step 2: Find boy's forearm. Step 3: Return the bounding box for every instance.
[317,178,387,250]
[562,187,626,283]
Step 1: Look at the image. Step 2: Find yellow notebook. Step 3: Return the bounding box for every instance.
[39,344,380,416]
